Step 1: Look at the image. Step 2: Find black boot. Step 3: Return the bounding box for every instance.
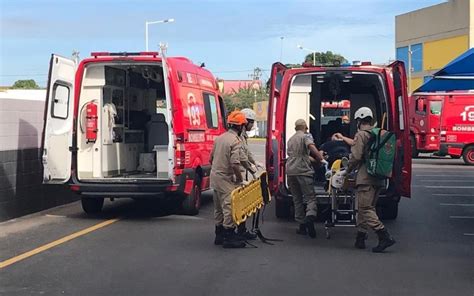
[214,225,224,245]
[296,224,307,235]
[223,228,246,249]
[372,228,396,253]
[237,223,257,240]
[305,215,317,238]
[354,231,368,249]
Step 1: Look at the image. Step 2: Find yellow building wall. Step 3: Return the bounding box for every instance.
[410,77,424,93]
[423,35,469,71]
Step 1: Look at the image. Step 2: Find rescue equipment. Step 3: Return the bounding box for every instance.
[231,172,281,245]
[227,111,248,125]
[365,128,396,179]
[231,171,270,225]
[85,102,98,143]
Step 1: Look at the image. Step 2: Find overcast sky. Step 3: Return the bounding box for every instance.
[0,0,445,86]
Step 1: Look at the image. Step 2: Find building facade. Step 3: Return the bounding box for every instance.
[395,0,474,92]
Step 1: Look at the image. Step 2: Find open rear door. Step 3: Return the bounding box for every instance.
[42,55,76,184]
[388,61,412,197]
[266,62,287,194]
[159,46,175,181]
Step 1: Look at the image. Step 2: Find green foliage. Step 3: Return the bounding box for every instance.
[12,79,40,89]
[304,51,347,65]
[223,84,268,111]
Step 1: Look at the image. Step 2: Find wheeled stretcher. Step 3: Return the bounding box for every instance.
[323,158,357,239]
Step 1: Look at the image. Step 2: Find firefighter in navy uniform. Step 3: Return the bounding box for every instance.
[210,111,248,248]
[343,107,396,253]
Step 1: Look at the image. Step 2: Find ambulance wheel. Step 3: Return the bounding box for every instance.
[182,175,201,216]
[81,197,104,214]
[275,197,291,219]
[411,135,419,158]
[462,146,474,165]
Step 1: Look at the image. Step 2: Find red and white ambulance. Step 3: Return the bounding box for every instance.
[265,61,412,220]
[42,52,227,215]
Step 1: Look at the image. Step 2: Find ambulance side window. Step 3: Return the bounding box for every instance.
[51,83,70,119]
[203,92,219,129]
[218,95,227,128]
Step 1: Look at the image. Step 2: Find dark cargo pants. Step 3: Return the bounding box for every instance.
[287,175,318,224]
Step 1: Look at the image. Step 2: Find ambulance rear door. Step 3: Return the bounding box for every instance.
[42,54,76,184]
[387,61,412,197]
[266,62,287,193]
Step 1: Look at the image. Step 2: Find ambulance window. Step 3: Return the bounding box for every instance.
[51,83,70,119]
[430,101,442,115]
[203,93,218,128]
[218,96,227,127]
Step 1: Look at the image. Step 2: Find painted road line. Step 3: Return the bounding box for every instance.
[0,218,119,269]
[420,180,474,182]
[45,214,66,218]
[440,203,474,207]
[433,194,474,197]
[424,186,474,189]
[416,174,474,177]
[463,233,474,236]
[450,216,474,219]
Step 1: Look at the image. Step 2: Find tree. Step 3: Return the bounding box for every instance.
[12,79,40,89]
[304,51,347,66]
[223,84,268,112]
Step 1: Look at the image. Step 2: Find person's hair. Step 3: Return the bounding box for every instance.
[359,116,373,125]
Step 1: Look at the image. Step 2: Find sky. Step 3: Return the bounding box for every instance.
[0,0,445,87]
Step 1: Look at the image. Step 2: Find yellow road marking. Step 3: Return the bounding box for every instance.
[0,218,119,269]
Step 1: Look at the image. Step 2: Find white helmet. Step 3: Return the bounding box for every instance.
[354,107,373,120]
[241,108,256,121]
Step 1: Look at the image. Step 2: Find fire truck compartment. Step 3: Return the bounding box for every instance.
[77,63,171,181]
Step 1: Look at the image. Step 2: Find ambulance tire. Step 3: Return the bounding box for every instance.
[81,197,104,214]
[462,145,474,165]
[411,135,419,158]
[182,175,201,216]
[275,197,292,219]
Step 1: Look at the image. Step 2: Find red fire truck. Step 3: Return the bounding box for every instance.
[42,51,227,215]
[266,61,412,220]
[410,92,474,165]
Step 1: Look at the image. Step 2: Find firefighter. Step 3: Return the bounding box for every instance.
[210,111,248,248]
[236,108,261,240]
[286,119,325,238]
[343,107,396,253]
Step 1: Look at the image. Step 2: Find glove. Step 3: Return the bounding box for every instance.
[321,159,329,167]
[239,180,250,186]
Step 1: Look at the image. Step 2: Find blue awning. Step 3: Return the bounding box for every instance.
[415,48,474,92]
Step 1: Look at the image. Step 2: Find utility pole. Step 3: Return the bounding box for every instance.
[248,67,262,103]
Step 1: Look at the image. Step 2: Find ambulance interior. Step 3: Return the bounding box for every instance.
[285,71,389,185]
[77,63,171,181]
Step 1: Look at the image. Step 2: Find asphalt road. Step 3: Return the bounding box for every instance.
[1,140,473,296]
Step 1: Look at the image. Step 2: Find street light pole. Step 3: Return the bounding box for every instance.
[297,44,317,66]
[145,18,175,51]
[407,45,421,93]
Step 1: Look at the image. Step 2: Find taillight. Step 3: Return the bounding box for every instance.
[174,133,187,169]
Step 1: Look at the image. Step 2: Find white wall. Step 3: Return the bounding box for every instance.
[286,75,311,147]
[0,90,47,152]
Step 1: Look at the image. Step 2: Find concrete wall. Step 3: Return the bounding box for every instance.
[470,0,474,47]
[0,90,78,221]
